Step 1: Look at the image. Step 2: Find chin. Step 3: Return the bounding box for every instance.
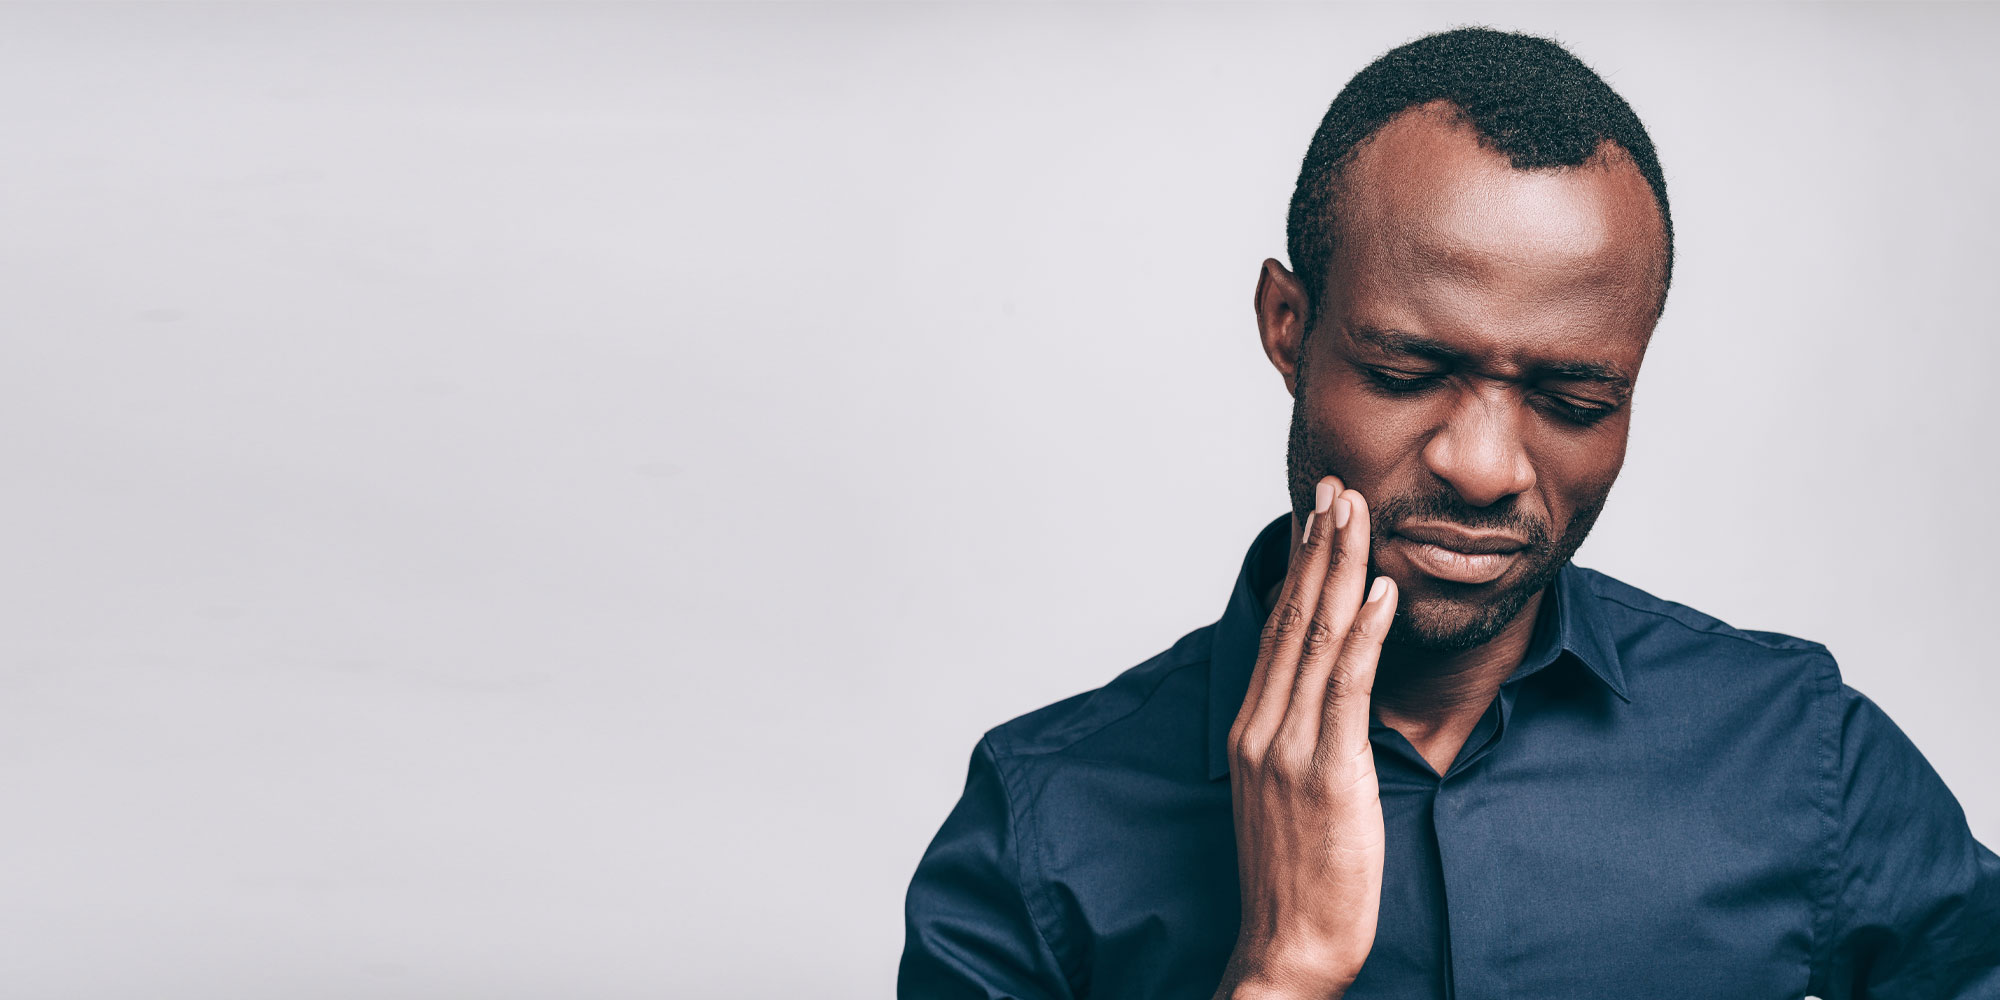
[1383,572,1544,652]
[1386,599,1518,651]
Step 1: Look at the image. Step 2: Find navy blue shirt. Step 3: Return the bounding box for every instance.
[900,512,2000,999]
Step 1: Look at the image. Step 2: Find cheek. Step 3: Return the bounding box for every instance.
[1528,421,1629,521]
[1307,378,1439,490]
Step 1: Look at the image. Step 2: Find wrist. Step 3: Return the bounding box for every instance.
[1229,974,1352,1000]
[1215,948,1359,1000]
[1221,977,1343,1000]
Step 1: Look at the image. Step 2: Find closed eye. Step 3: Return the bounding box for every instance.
[1534,393,1617,426]
[1363,368,1444,394]
[1361,363,1622,427]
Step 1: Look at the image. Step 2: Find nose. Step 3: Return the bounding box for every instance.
[1419,385,1536,508]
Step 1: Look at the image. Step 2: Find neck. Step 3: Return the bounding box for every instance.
[1268,518,1546,774]
[1368,592,1542,771]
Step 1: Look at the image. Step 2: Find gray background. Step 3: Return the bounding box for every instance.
[2,2,1994,997]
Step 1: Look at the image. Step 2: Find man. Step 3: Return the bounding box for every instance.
[898,27,2000,1000]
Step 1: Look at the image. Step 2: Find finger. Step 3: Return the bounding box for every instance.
[1275,488,1371,750]
[1316,573,1397,763]
[1235,476,1340,747]
[1230,476,1341,756]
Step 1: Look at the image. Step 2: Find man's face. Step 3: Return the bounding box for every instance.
[1276,102,1667,651]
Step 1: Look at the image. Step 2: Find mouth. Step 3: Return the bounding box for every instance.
[1389,522,1530,585]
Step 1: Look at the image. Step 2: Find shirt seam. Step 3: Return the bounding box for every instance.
[988,655,1211,764]
[986,729,1082,996]
[1588,590,1827,653]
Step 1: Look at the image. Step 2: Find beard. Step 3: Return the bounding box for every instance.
[1285,386,1610,653]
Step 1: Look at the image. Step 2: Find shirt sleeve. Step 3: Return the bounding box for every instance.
[898,735,1074,1000]
[1817,684,2000,998]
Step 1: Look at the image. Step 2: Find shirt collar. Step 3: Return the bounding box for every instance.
[1204,512,1630,780]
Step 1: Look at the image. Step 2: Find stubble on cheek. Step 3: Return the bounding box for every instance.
[1283,375,1362,531]
[1284,395,1317,528]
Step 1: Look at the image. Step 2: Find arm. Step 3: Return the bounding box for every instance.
[898,736,1071,1000]
[1815,685,2000,998]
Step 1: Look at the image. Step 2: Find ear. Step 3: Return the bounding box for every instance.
[1253,258,1313,396]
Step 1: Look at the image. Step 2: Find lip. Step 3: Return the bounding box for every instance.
[1390,523,1529,585]
[1392,522,1529,554]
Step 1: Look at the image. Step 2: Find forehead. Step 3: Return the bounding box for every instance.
[1326,101,1665,365]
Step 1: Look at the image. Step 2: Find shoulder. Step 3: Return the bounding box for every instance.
[980,623,1215,773]
[1566,563,1842,693]
[1569,563,1830,656]
[1565,566,1968,807]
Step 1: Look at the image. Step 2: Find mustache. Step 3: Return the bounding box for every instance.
[1368,490,1554,549]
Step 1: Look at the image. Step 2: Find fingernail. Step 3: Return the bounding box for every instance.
[1334,496,1352,530]
[1301,510,1317,541]
[1366,576,1390,603]
[1314,480,1334,513]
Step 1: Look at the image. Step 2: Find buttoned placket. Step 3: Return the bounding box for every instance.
[1369,674,1528,1000]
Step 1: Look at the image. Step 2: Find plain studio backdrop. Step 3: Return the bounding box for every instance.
[2,2,1995,997]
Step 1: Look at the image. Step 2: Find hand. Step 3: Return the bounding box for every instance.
[1211,477,1398,1000]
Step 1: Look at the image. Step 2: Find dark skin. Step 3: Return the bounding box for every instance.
[1213,101,1668,999]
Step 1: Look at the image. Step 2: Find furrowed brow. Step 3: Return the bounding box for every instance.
[1349,326,1466,365]
[1536,360,1631,387]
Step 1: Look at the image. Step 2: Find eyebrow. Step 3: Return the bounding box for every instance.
[1349,325,1631,387]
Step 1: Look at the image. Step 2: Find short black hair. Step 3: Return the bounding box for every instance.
[1286,26,1673,324]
